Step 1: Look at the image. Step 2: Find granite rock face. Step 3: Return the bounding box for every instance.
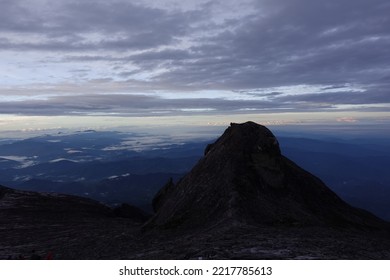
[146,122,386,230]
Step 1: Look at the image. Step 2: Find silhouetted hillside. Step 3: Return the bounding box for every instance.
[147,122,387,230]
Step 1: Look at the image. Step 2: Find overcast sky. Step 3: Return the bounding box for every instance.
[0,0,389,133]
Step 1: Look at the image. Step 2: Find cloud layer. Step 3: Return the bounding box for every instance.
[0,0,389,117]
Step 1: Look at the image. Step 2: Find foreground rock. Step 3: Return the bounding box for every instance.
[0,185,142,259]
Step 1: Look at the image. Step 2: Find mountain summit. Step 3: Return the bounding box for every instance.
[147,121,385,230]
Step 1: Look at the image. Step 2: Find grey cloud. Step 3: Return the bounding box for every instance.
[276,90,390,105]
[0,0,202,51]
[1,0,390,116]
[128,49,192,62]
[0,0,46,33]
[0,93,293,116]
[19,0,389,91]
[149,0,390,90]
[0,85,386,117]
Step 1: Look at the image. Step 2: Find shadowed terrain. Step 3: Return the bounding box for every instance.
[1,122,389,259]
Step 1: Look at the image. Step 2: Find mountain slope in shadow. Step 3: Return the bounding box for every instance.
[147,122,386,230]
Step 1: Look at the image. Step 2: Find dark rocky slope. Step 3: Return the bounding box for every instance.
[147,122,386,230]
[0,185,146,259]
[0,185,112,220]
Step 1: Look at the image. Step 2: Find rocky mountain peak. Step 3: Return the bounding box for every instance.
[205,122,281,157]
[145,121,387,231]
